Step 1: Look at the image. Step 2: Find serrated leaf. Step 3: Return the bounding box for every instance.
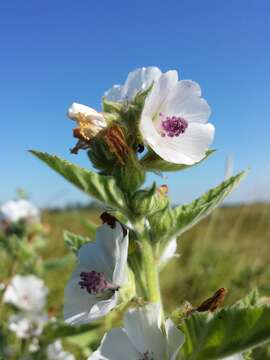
[179,305,270,360]
[233,289,260,308]
[64,230,92,255]
[30,151,127,211]
[141,149,215,172]
[149,170,247,245]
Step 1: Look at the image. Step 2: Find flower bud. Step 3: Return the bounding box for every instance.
[131,184,169,217]
[112,153,145,193]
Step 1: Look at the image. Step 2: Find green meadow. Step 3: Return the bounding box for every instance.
[43,202,270,316]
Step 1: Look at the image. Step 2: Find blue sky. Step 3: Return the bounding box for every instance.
[0,0,269,207]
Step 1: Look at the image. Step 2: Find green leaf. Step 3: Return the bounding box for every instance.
[41,320,100,344]
[141,149,215,172]
[43,254,73,271]
[30,151,127,211]
[179,305,270,360]
[149,170,247,244]
[64,230,92,255]
[233,289,260,308]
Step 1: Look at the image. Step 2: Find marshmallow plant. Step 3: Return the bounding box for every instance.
[31,67,270,359]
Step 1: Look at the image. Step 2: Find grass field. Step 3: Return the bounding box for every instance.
[42,203,270,314]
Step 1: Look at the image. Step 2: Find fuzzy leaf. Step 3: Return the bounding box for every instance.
[64,230,92,255]
[179,305,270,360]
[31,151,127,211]
[149,170,247,244]
[141,149,215,172]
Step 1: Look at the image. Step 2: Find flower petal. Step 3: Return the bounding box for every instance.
[4,275,48,312]
[104,85,124,102]
[123,66,162,100]
[165,319,185,360]
[124,303,166,360]
[143,121,215,165]
[159,238,178,269]
[141,70,178,120]
[222,354,244,360]
[89,328,140,360]
[104,67,162,102]
[161,80,211,124]
[64,266,118,325]
[78,223,126,280]
[64,268,99,325]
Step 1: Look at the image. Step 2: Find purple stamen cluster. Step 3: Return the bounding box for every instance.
[79,271,119,294]
[160,114,188,137]
[139,351,155,360]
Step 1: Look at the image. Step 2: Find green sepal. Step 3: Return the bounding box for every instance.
[148,170,248,245]
[141,149,216,172]
[179,304,270,360]
[30,151,127,212]
[87,137,118,172]
[64,230,93,255]
[130,183,169,217]
[102,97,123,114]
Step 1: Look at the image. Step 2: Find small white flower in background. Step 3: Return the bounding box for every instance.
[89,303,185,360]
[8,313,47,339]
[68,102,107,140]
[47,340,75,360]
[223,354,244,360]
[159,238,179,270]
[140,70,215,165]
[64,222,129,325]
[0,199,39,224]
[29,338,40,353]
[104,67,162,102]
[3,274,48,313]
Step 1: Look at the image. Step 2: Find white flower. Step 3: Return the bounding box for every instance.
[140,70,215,165]
[159,238,179,270]
[0,199,39,224]
[104,67,162,102]
[68,102,107,141]
[8,313,47,339]
[3,275,48,313]
[64,222,129,325]
[222,355,243,360]
[47,340,75,360]
[89,303,185,360]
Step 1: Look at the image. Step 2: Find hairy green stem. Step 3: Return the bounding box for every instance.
[134,220,162,304]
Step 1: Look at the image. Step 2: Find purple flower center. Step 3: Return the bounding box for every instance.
[160,113,188,137]
[79,271,119,295]
[139,351,154,360]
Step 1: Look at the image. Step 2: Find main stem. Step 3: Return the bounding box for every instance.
[134,220,161,304]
